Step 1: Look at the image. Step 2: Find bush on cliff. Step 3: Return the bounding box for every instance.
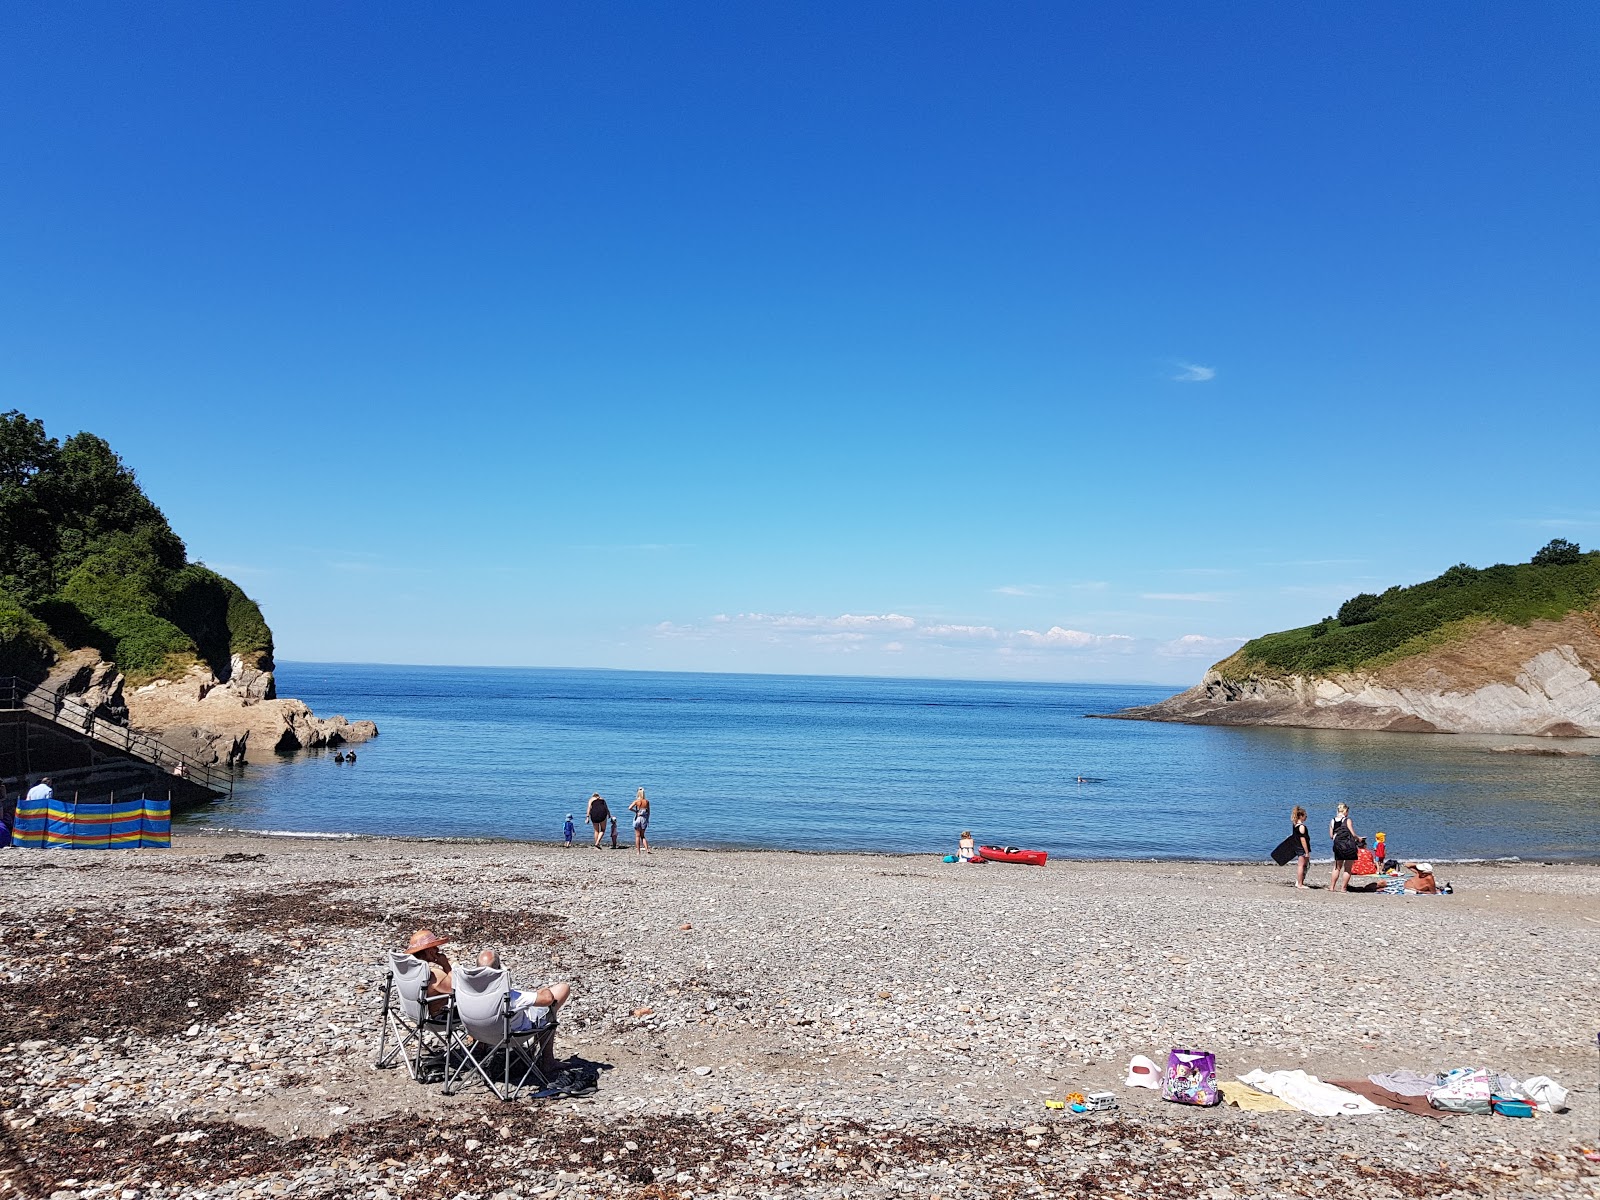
[1228,549,1600,678]
[0,410,275,685]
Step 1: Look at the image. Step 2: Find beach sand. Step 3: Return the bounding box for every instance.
[3,833,1598,1198]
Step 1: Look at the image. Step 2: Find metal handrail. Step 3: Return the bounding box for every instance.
[0,675,235,796]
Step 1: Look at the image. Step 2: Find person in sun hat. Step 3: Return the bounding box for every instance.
[405,929,454,1014]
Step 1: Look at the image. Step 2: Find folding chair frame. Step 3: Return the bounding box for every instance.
[440,975,558,1101]
[373,953,453,1082]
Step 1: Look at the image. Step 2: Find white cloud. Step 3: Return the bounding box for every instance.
[992,584,1046,597]
[919,623,1001,640]
[1014,627,1133,649]
[1172,362,1216,383]
[884,641,905,653]
[1159,634,1247,658]
[1141,592,1225,602]
[736,612,918,632]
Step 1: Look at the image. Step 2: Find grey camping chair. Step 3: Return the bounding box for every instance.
[440,965,556,1100]
[373,951,452,1081]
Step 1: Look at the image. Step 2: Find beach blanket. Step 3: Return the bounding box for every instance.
[1332,1079,1458,1119]
[1369,1069,1439,1097]
[1218,1081,1297,1112]
[1237,1069,1383,1117]
[11,795,171,850]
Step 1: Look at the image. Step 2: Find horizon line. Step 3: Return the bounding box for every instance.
[272,659,1189,690]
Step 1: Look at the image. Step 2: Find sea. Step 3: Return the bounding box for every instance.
[178,662,1600,863]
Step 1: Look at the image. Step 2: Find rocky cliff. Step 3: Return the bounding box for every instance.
[45,647,378,766]
[1112,612,1600,736]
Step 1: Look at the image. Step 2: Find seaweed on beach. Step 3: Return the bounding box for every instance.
[224,885,374,933]
[0,1109,1494,1200]
[0,939,256,1040]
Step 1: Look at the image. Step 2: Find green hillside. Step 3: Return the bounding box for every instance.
[0,410,273,684]
[1220,541,1600,679]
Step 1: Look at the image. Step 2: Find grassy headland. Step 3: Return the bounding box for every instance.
[1219,542,1600,680]
[0,410,273,684]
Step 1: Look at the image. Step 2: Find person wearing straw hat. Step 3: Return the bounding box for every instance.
[405,929,454,1014]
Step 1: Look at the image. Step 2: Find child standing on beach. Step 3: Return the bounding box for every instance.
[563,813,575,848]
[608,816,619,849]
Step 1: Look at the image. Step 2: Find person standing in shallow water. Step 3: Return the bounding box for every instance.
[629,787,651,857]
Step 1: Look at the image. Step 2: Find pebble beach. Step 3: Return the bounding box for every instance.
[3,834,1599,1199]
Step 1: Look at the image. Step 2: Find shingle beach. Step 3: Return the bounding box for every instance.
[3,834,1598,1199]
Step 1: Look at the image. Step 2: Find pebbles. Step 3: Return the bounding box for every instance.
[0,837,1597,1198]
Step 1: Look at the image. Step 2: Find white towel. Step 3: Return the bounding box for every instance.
[1238,1069,1383,1117]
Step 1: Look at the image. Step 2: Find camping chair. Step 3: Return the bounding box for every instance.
[440,965,557,1100]
[373,952,452,1081]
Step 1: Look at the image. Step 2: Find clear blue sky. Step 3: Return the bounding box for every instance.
[3,2,1595,684]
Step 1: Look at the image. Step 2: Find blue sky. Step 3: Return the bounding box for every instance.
[2,2,1596,684]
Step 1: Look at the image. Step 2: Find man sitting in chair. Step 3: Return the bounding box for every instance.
[477,950,570,1069]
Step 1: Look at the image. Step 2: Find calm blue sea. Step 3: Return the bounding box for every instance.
[179,662,1600,862]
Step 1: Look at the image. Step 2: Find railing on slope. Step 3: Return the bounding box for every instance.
[0,676,235,797]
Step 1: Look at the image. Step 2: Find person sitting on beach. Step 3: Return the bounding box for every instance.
[405,929,454,1015]
[1351,837,1378,877]
[958,830,977,862]
[1397,861,1439,893]
[1350,861,1440,895]
[476,950,570,1068]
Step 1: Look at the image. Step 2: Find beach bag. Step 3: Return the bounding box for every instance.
[1428,1068,1492,1115]
[1161,1048,1220,1107]
[1519,1075,1569,1112]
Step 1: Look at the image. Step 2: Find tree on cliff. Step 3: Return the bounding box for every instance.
[0,410,273,684]
[1532,538,1582,567]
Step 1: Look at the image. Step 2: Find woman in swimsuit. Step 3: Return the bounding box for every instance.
[1291,805,1311,889]
[629,787,651,857]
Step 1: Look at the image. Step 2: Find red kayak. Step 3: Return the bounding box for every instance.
[978,845,1048,866]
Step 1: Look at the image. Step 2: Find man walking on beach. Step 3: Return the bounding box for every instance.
[586,792,610,848]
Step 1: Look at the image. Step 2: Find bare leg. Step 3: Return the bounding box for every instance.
[1329,862,1340,891]
[640,828,649,855]
[1295,854,1308,888]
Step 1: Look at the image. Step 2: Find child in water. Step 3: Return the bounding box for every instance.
[563,814,575,848]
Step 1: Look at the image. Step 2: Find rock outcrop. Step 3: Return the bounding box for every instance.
[1110,613,1600,736]
[124,667,377,766]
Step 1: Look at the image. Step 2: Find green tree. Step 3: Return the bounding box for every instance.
[1336,592,1382,626]
[1531,538,1582,566]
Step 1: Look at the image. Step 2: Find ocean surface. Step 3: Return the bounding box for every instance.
[180,662,1600,863]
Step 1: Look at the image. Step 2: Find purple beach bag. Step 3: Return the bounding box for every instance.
[1161,1047,1220,1107]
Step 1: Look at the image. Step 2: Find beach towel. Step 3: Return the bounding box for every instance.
[1331,1079,1458,1119]
[1219,1081,1297,1112]
[1368,1069,1439,1098]
[1237,1069,1383,1117]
